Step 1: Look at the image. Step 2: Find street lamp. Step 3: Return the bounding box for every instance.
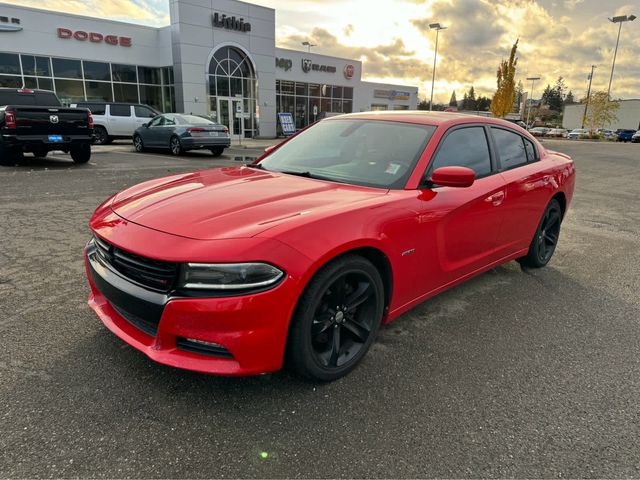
[302,41,317,53]
[429,22,447,111]
[606,14,636,98]
[525,76,540,127]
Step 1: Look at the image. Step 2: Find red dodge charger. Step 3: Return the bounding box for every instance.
[85,112,575,381]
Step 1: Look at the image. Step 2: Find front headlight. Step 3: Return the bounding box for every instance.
[180,263,284,290]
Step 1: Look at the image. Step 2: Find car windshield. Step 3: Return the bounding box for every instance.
[176,115,216,125]
[258,119,436,189]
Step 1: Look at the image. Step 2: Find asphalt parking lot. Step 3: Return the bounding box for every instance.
[1,139,639,478]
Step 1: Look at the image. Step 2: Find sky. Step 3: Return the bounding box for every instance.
[6,0,640,103]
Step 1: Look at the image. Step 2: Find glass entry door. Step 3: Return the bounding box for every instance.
[217,98,244,137]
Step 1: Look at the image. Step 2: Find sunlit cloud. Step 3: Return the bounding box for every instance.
[3,0,639,101]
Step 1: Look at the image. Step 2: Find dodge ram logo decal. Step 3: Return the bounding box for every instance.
[49,115,59,124]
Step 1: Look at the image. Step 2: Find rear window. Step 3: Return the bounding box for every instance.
[0,90,61,107]
[110,104,131,117]
[175,115,216,125]
[77,103,107,115]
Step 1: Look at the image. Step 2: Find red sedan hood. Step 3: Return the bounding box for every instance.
[111,166,387,240]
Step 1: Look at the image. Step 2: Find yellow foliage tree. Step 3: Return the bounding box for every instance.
[582,91,620,133]
[490,39,519,118]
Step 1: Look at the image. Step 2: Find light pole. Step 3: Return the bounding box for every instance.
[302,41,317,53]
[581,65,596,129]
[429,22,447,111]
[525,76,540,127]
[606,14,636,99]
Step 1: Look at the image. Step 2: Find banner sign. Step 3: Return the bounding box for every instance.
[278,112,296,136]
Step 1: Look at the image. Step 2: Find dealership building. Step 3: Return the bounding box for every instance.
[0,0,418,137]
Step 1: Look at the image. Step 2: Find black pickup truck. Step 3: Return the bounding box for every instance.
[0,88,93,166]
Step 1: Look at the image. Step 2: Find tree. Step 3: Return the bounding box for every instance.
[476,96,491,111]
[582,91,620,132]
[449,91,457,107]
[417,99,429,110]
[490,39,519,118]
[541,77,565,112]
[460,86,477,110]
[514,80,524,113]
[565,90,575,104]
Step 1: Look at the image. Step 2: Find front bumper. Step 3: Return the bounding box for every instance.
[85,241,299,376]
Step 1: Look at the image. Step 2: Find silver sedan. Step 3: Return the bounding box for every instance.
[133,114,231,157]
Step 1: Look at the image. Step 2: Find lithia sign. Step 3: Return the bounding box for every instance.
[212,13,251,32]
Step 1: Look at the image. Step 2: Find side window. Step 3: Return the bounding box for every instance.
[491,127,528,170]
[149,116,164,127]
[83,103,106,115]
[135,105,156,118]
[164,115,176,126]
[431,127,492,178]
[524,137,537,162]
[109,104,131,117]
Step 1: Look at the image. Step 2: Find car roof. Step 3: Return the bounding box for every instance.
[329,110,530,131]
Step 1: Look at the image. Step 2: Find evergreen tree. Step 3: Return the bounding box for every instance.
[565,90,575,104]
[514,80,524,113]
[449,91,457,107]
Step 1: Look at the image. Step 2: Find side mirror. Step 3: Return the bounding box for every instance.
[428,166,476,188]
[264,145,277,155]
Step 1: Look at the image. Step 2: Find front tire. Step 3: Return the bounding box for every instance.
[169,136,183,156]
[287,254,385,382]
[518,198,562,268]
[70,143,91,164]
[133,134,145,152]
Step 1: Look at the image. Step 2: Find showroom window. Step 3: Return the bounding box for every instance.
[276,80,354,130]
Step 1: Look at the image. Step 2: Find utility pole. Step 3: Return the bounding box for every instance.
[581,65,596,129]
[525,76,540,127]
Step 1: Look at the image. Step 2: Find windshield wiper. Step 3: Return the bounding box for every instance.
[247,163,266,170]
[278,170,313,178]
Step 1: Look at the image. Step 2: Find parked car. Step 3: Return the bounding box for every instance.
[85,112,576,381]
[505,119,528,129]
[528,127,550,137]
[616,129,636,143]
[0,88,93,165]
[631,131,640,143]
[133,113,230,157]
[72,102,160,145]
[567,128,589,139]
[546,128,568,138]
[595,128,616,140]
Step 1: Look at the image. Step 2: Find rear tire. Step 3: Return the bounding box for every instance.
[210,147,224,157]
[287,254,385,382]
[517,198,562,268]
[70,143,91,164]
[133,134,145,152]
[169,136,183,156]
[0,145,21,166]
[93,126,109,145]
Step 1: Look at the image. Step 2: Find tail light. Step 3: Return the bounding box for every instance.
[88,111,94,129]
[187,127,205,134]
[17,89,34,94]
[4,110,16,129]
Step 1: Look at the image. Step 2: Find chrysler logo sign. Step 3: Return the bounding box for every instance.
[212,13,251,32]
[0,16,22,32]
[49,115,59,124]
[302,59,337,74]
[344,64,355,80]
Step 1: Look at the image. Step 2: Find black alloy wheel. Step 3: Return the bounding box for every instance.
[133,134,145,152]
[518,198,562,268]
[288,255,384,381]
[210,146,224,157]
[169,136,182,156]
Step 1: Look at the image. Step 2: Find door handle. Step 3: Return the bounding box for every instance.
[485,191,505,206]
[542,175,551,186]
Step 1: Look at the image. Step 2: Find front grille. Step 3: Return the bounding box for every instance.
[112,304,159,337]
[94,235,178,292]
